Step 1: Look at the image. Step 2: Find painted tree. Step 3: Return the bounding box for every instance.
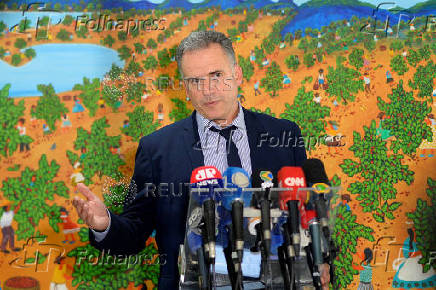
[303,52,315,68]
[340,120,414,223]
[377,81,432,155]
[103,35,115,47]
[126,60,142,77]
[108,64,123,81]
[122,106,160,142]
[146,38,157,50]
[14,38,27,49]
[408,60,436,100]
[260,61,283,97]
[134,42,145,54]
[261,38,275,55]
[62,15,74,26]
[254,46,265,68]
[72,77,101,117]
[118,31,127,41]
[102,85,123,111]
[326,59,363,105]
[348,48,364,70]
[125,82,147,103]
[418,45,431,61]
[280,87,330,151]
[18,19,31,33]
[406,49,422,67]
[169,98,192,122]
[298,38,309,53]
[0,21,6,35]
[75,25,88,38]
[157,48,171,68]
[363,38,375,52]
[406,177,436,273]
[1,154,68,241]
[118,45,132,61]
[390,40,404,51]
[11,54,21,66]
[331,204,375,289]
[0,84,32,159]
[56,29,71,41]
[66,117,125,184]
[390,55,409,76]
[34,84,68,131]
[142,55,158,72]
[237,55,254,82]
[285,55,300,71]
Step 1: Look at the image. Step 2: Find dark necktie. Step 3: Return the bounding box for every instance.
[209,125,242,168]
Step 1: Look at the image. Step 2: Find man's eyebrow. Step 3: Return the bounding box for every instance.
[184,70,223,80]
[208,70,223,76]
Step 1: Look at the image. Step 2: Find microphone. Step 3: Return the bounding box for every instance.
[277,166,308,258]
[251,169,274,257]
[306,206,323,290]
[302,159,330,236]
[222,167,252,258]
[302,158,337,287]
[222,167,251,289]
[190,166,223,265]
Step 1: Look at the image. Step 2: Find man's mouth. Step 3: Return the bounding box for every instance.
[204,100,219,106]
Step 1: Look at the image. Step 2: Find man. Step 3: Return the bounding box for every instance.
[363,73,371,93]
[73,31,329,289]
[16,118,30,153]
[1,201,22,253]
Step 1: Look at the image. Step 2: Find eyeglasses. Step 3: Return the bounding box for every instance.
[183,72,234,91]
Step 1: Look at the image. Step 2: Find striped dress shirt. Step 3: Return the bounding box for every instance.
[196,103,252,177]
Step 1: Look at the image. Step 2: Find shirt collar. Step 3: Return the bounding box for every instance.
[196,102,246,133]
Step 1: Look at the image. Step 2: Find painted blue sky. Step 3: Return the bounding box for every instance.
[293,0,425,9]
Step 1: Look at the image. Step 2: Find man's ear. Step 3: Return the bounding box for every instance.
[234,64,243,86]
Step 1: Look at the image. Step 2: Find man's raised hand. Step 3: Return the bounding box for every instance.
[72,183,109,231]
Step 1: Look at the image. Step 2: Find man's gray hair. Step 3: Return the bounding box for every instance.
[176,31,236,77]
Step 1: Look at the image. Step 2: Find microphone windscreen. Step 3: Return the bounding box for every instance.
[302,158,329,185]
[251,169,276,188]
[222,167,252,210]
[190,166,223,203]
[277,166,307,210]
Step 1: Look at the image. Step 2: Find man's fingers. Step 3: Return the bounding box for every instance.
[76,183,97,201]
[319,263,330,290]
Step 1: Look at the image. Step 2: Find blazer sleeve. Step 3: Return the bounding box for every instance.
[89,137,157,255]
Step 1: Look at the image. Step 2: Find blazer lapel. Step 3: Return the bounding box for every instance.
[242,108,267,176]
[182,111,205,172]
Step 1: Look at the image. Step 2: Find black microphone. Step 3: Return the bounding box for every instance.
[203,199,216,265]
[282,222,296,289]
[306,205,323,290]
[287,200,300,259]
[251,169,274,258]
[302,159,330,239]
[302,158,337,288]
[231,200,244,262]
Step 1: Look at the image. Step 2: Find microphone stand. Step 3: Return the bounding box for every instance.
[315,196,336,288]
[259,185,272,289]
[282,222,296,290]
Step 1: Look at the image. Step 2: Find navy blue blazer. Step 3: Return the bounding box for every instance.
[89,107,307,289]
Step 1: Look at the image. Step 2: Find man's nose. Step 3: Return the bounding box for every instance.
[201,77,218,96]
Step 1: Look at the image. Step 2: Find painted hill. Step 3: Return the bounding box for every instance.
[408,0,436,14]
[1,0,298,11]
[300,0,375,8]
